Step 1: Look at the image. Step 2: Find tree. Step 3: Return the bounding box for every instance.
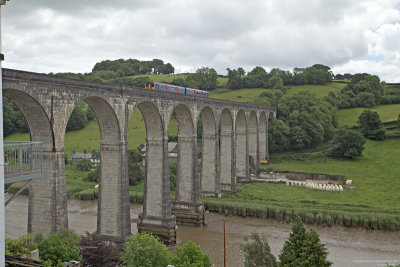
[279,217,331,267]
[227,68,244,89]
[278,92,337,151]
[357,110,386,140]
[86,106,96,121]
[240,232,277,267]
[170,241,212,267]
[67,105,88,131]
[266,76,284,90]
[193,67,218,90]
[268,118,290,153]
[329,128,365,159]
[128,149,144,186]
[121,233,170,267]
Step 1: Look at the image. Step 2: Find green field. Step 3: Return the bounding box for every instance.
[285,83,345,97]
[338,104,400,127]
[209,88,267,103]
[203,139,400,229]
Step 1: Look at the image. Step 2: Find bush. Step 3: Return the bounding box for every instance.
[85,166,99,182]
[5,234,37,258]
[329,128,365,159]
[240,232,277,267]
[170,241,212,267]
[122,233,170,267]
[35,229,81,266]
[357,110,386,140]
[81,232,121,267]
[77,158,93,172]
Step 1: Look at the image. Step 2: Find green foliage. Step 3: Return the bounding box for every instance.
[5,234,37,258]
[121,233,170,267]
[266,91,337,152]
[337,73,385,108]
[170,161,177,191]
[329,128,365,159]
[35,229,81,265]
[170,241,212,267]
[253,90,283,108]
[266,76,284,90]
[86,106,96,121]
[85,165,99,182]
[92,58,174,76]
[3,97,28,137]
[67,104,88,131]
[357,110,386,140]
[240,232,277,267]
[128,148,144,186]
[77,158,93,172]
[227,68,245,89]
[80,232,121,267]
[192,67,218,90]
[279,217,331,267]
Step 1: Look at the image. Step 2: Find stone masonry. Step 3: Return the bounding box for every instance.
[2,68,276,244]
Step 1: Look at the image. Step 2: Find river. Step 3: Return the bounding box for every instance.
[5,195,400,267]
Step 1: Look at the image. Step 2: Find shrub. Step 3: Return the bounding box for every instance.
[5,234,37,258]
[77,158,93,172]
[240,232,277,267]
[85,166,99,182]
[35,229,81,265]
[357,110,386,140]
[122,233,170,267]
[329,128,365,159]
[81,232,121,267]
[170,241,212,267]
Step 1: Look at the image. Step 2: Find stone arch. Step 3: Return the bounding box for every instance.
[66,96,129,240]
[248,111,258,175]
[235,110,248,181]
[259,112,268,161]
[170,104,204,225]
[3,89,53,150]
[219,108,235,192]
[134,101,175,242]
[199,106,219,196]
[3,89,67,236]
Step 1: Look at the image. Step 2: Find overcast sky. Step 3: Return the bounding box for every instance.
[2,0,400,82]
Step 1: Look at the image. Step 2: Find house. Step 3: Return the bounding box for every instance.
[71,150,100,166]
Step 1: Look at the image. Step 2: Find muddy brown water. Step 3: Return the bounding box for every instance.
[6,195,400,267]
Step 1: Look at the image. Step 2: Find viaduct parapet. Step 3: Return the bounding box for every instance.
[3,68,277,244]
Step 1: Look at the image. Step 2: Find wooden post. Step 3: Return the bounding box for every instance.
[224,218,226,267]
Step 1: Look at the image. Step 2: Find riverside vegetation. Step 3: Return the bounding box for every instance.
[4,58,400,230]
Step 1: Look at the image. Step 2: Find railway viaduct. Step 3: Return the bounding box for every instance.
[3,68,277,244]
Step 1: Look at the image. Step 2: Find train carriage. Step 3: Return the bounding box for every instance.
[145,81,208,98]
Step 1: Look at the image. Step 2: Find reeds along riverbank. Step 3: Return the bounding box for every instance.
[204,200,400,231]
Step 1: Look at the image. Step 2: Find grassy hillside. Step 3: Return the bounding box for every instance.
[338,104,400,127]
[285,82,345,97]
